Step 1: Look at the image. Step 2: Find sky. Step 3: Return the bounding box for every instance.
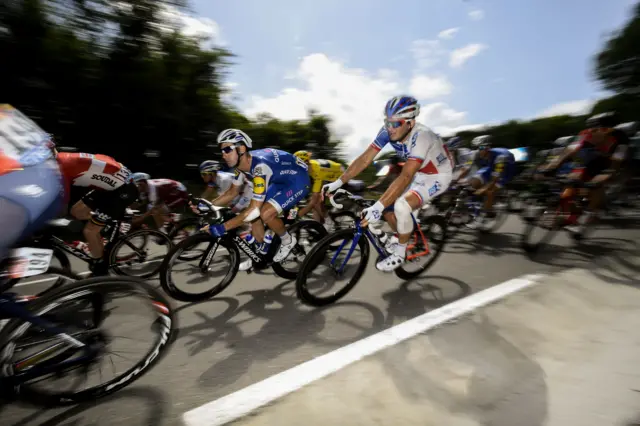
[170,0,637,159]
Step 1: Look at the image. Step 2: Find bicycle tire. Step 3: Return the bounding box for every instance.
[521,199,563,253]
[159,233,240,302]
[0,276,177,406]
[168,217,205,260]
[108,229,173,279]
[395,215,448,280]
[296,228,370,307]
[271,220,328,280]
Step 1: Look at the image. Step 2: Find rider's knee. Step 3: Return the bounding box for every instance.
[394,196,414,235]
[260,204,278,223]
[470,178,482,188]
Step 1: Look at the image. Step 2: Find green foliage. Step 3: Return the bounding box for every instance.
[0,0,344,180]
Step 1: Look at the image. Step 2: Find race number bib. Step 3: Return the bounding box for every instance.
[0,105,51,160]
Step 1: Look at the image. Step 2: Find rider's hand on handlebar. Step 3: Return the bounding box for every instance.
[360,201,385,227]
[322,179,344,201]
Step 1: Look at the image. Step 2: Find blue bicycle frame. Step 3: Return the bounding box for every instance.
[329,214,420,275]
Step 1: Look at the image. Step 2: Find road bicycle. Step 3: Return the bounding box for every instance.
[159,199,328,302]
[295,189,448,306]
[0,248,177,406]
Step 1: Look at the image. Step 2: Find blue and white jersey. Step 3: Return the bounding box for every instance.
[370,123,454,175]
[232,148,308,202]
[473,147,515,176]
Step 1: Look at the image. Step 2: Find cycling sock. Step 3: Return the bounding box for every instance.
[280,232,292,245]
[395,242,407,258]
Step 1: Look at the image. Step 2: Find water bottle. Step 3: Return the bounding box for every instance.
[243,233,256,246]
[259,230,274,255]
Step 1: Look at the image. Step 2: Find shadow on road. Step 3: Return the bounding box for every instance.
[381,313,548,426]
[2,386,169,426]
[381,275,472,327]
[174,281,386,390]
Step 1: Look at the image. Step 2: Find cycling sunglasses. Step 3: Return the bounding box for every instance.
[221,144,237,154]
[384,118,406,129]
[200,171,216,176]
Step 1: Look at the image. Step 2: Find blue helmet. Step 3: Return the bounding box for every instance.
[446,136,462,150]
[199,160,221,173]
[384,95,420,120]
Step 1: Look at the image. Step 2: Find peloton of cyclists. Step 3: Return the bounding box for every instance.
[322,95,454,272]
[540,111,631,236]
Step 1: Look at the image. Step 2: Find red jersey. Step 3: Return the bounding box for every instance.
[147,179,188,208]
[56,152,132,192]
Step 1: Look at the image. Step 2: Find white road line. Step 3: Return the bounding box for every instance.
[182,273,545,426]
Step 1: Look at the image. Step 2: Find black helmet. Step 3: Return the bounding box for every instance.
[586,112,619,129]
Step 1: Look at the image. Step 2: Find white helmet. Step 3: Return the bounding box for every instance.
[217,128,252,148]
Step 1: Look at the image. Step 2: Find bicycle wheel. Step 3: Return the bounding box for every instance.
[0,276,176,406]
[395,215,448,280]
[168,217,205,260]
[296,228,370,307]
[271,220,328,280]
[330,211,357,230]
[159,233,240,302]
[521,198,565,253]
[108,229,173,279]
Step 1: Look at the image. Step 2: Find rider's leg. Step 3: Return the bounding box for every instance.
[376,173,452,272]
[264,180,310,262]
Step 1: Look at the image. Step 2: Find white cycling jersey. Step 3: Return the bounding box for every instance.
[371,123,454,175]
[208,171,235,194]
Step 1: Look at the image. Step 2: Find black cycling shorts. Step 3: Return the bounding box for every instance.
[81,182,139,226]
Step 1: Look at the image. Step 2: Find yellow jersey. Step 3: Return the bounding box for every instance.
[309,159,344,192]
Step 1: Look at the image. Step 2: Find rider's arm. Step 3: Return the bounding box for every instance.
[222,198,263,231]
[212,183,241,207]
[479,157,505,191]
[201,185,215,200]
[546,142,580,170]
[377,160,422,207]
[338,145,378,183]
[221,166,271,231]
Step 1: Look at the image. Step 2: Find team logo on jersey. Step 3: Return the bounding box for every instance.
[253,176,266,194]
[428,181,441,197]
[253,165,265,176]
[436,153,446,165]
[410,132,419,149]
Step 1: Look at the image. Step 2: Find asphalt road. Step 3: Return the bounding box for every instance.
[2,210,640,426]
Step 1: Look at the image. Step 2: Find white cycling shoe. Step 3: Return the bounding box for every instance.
[376,252,406,272]
[273,236,297,263]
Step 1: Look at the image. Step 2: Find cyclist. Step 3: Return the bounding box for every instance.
[131,173,189,230]
[322,95,454,272]
[204,129,310,263]
[293,150,344,230]
[54,148,138,275]
[542,111,630,235]
[453,135,516,218]
[446,136,475,175]
[0,105,66,266]
[199,160,234,200]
